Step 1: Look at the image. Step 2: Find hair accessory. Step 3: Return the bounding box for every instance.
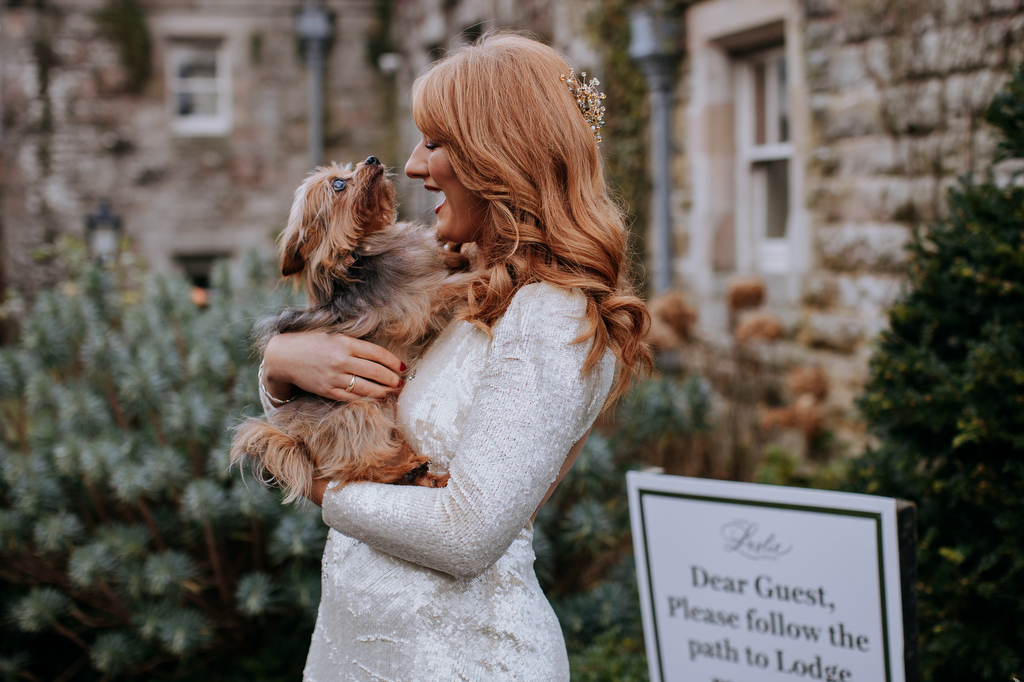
[560,69,607,142]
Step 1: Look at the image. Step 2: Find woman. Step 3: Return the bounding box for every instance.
[261,32,651,681]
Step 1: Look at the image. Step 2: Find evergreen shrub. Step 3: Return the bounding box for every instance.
[846,64,1024,682]
[0,247,721,680]
[0,253,325,680]
[536,375,716,681]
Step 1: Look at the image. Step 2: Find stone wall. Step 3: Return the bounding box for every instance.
[667,0,1024,455]
[797,0,1024,444]
[804,0,1022,334]
[4,0,1016,453]
[0,0,392,299]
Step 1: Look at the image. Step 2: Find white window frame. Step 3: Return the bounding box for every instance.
[166,38,232,137]
[684,0,809,330]
[735,45,794,275]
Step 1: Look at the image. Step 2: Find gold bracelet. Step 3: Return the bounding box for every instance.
[259,359,295,407]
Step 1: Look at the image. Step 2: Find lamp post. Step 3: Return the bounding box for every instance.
[297,0,332,170]
[629,1,679,297]
[85,199,122,265]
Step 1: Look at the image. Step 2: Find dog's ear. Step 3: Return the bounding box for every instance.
[280,180,324,277]
[281,232,304,276]
[281,227,323,276]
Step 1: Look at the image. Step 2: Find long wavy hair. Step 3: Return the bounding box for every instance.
[412,32,652,402]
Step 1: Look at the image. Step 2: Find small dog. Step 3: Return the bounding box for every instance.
[231,156,471,502]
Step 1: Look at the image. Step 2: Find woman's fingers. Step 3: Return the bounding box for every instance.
[343,337,405,379]
[344,355,403,390]
[264,332,405,402]
[325,375,393,401]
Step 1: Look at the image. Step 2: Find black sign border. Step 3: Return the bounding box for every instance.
[637,489,892,682]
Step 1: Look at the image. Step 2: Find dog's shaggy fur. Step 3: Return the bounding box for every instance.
[230,158,471,502]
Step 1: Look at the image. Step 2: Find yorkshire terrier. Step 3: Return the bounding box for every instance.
[230,156,472,503]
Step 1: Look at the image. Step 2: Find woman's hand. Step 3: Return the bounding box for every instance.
[263,331,406,403]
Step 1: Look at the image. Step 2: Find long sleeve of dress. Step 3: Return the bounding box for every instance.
[319,283,614,580]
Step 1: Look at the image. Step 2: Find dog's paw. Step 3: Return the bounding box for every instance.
[403,461,429,483]
[416,472,450,488]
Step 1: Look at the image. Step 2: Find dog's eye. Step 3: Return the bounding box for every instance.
[331,179,347,192]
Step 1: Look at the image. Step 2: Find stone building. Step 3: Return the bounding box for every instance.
[0,0,603,291]
[386,0,1024,454]
[2,0,1021,453]
[672,0,1024,450]
[0,0,395,296]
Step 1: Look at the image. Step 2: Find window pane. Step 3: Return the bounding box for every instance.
[754,62,766,146]
[776,56,789,143]
[177,45,218,79]
[176,79,219,94]
[763,159,789,238]
[177,92,218,117]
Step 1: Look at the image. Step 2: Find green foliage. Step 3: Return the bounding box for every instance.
[366,0,396,74]
[986,67,1024,164]
[537,431,649,680]
[589,0,653,286]
[0,255,324,680]
[845,64,1024,682]
[95,0,152,94]
[755,445,848,490]
[588,0,692,292]
[538,374,716,680]
[617,375,714,450]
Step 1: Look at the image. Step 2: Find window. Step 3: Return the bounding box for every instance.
[175,253,226,289]
[168,39,231,136]
[683,3,808,318]
[737,46,793,274]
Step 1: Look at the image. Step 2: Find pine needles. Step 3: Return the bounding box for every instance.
[846,63,1024,682]
[0,253,321,680]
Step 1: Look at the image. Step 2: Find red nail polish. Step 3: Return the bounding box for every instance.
[399,379,405,387]
[400,362,407,371]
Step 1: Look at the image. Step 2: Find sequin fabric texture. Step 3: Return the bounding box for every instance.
[285,283,615,681]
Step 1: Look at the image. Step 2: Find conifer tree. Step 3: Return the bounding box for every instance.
[0,251,325,680]
[847,65,1024,681]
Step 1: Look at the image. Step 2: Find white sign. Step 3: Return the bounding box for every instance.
[628,472,914,682]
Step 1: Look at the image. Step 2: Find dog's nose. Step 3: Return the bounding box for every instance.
[365,156,380,165]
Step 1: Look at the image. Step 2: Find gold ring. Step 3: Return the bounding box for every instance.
[346,375,357,392]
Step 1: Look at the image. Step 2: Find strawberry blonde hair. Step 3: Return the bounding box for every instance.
[412,32,652,402]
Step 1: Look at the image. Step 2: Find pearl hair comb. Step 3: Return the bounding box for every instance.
[560,69,607,143]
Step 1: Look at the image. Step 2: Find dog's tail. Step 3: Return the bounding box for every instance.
[230,418,317,504]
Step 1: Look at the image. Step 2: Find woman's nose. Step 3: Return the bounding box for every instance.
[405,139,428,179]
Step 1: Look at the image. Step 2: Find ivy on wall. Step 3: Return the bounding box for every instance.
[95,0,152,94]
[367,0,397,73]
[589,0,690,294]
[589,0,652,290]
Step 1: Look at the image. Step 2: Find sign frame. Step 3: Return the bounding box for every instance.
[627,472,918,682]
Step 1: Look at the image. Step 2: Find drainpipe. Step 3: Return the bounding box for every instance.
[629,2,679,297]
[297,0,332,170]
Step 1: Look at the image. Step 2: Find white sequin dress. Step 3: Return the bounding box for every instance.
[294,282,615,681]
